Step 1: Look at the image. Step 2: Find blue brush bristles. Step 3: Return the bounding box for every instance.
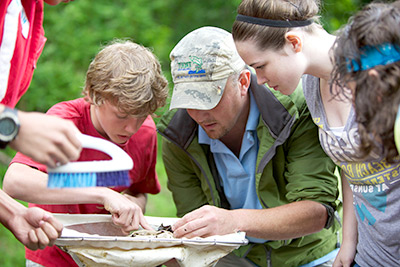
[46,134,134,188]
[96,170,131,187]
[47,170,131,188]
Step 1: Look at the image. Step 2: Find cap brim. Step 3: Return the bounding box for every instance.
[169,78,227,110]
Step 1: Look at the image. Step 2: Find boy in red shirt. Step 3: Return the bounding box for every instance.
[3,39,169,267]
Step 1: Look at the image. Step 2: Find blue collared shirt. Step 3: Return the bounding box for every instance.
[199,91,265,243]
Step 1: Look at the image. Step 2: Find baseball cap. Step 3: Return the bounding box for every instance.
[169,26,246,110]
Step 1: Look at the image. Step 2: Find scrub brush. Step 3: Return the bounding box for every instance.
[47,133,133,188]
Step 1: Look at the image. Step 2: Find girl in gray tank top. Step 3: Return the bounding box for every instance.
[233,0,400,266]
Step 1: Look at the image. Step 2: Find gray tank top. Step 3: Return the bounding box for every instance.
[302,74,400,266]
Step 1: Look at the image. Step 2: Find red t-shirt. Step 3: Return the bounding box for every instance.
[11,98,161,266]
[0,0,46,108]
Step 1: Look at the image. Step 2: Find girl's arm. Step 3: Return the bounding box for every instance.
[333,173,358,267]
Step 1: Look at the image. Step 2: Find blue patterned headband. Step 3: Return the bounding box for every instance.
[347,43,400,72]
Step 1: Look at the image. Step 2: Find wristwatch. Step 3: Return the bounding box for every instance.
[0,107,20,149]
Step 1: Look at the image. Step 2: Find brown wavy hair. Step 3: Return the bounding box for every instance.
[331,1,400,162]
[84,39,168,117]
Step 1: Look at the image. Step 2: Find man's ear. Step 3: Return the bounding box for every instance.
[239,69,251,96]
[284,33,302,53]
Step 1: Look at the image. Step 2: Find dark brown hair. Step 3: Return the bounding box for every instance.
[331,1,400,162]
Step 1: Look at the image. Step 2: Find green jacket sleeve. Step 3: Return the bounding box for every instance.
[283,101,339,209]
[162,137,210,218]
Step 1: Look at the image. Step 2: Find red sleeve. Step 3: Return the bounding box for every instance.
[9,100,84,172]
[11,151,47,172]
[0,1,10,41]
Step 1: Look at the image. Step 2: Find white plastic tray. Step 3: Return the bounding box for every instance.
[54,214,248,250]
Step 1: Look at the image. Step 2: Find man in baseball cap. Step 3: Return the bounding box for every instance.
[169,26,245,110]
[157,26,341,267]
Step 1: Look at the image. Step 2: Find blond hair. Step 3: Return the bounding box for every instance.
[232,0,321,51]
[84,40,168,117]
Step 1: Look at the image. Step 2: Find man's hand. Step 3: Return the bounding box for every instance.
[10,111,82,168]
[172,205,238,238]
[8,206,63,250]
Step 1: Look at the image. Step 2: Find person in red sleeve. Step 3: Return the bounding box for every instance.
[0,0,81,251]
[3,39,169,267]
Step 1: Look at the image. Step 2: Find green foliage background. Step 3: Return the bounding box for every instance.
[1,0,371,266]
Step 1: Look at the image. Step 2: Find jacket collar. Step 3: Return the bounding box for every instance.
[162,74,294,149]
[250,74,293,139]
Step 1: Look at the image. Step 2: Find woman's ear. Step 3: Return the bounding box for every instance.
[284,33,302,53]
[368,69,382,102]
[368,69,380,79]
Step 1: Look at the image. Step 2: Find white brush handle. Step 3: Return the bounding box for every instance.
[48,133,133,173]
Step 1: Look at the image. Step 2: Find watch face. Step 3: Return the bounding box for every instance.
[0,118,17,136]
[0,107,19,146]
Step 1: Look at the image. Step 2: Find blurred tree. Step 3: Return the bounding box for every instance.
[16,0,371,114]
[321,0,372,33]
[17,0,172,112]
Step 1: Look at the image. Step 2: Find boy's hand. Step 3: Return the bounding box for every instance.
[103,191,152,234]
[10,111,82,168]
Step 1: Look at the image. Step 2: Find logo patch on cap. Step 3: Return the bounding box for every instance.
[176,56,207,81]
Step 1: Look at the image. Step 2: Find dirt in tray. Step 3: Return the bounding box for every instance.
[129,223,174,238]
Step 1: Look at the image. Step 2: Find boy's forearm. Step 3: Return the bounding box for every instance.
[122,191,147,213]
[3,162,112,205]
